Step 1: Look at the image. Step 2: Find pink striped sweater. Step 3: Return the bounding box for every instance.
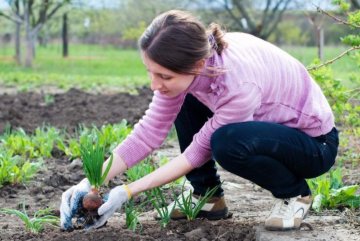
[115,33,335,168]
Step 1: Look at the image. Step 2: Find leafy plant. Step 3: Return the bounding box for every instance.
[32,126,61,158]
[125,157,155,182]
[1,128,34,158]
[172,182,220,221]
[96,121,132,151]
[56,122,131,160]
[0,207,59,234]
[0,126,62,159]
[307,168,360,211]
[0,151,41,187]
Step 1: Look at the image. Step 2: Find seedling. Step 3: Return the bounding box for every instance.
[80,138,113,221]
[125,157,155,182]
[0,150,41,187]
[308,168,360,211]
[0,207,59,234]
[124,199,142,232]
[56,122,132,160]
[173,182,219,221]
[146,187,174,228]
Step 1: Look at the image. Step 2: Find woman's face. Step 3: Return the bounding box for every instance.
[142,52,197,97]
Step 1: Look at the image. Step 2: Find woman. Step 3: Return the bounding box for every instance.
[60,10,338,231]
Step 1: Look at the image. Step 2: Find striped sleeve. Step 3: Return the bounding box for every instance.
[184,82,262,167]
[114,91,185,168]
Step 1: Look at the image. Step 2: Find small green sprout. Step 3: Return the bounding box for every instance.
[0,207,59,234]
[124,199,142,232]
[125,157,155,182]
[173,182,220,221]
[146,187,174,228]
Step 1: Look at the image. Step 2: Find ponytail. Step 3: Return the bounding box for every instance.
[207,23,228,55]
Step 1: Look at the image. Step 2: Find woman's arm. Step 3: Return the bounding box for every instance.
[102,152,128,183]
[128,153,194,196]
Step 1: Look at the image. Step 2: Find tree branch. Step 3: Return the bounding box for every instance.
[307,46,360,71]
[263,0,291,39]
[46,2,66,20]
[0,11,19,23]
[232,0,256,31]
[316,6,360,28]
[260,0,271,27]
[219,0,244,30]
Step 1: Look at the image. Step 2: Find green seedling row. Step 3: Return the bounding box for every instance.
[172,182,220,221]
[0,207,59,234]
[124,199,143,232]
[0,120,132,187]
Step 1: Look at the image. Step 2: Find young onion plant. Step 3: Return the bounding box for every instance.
[124,199,142,232]
[173,182,220,221]
[0,207,59,234]
[146,187,174,228]
[80,138,113,216]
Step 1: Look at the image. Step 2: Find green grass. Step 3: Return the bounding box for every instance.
[0,44,358,91]
[0,44,148,92]
[283,46,359,88]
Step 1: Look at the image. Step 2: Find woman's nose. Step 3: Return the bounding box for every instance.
[150,74,162,91]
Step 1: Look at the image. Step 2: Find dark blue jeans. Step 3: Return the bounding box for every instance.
[175,94,339,198]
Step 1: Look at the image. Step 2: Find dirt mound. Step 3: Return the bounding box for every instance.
[0,87,153,133]
[4,220,256,241]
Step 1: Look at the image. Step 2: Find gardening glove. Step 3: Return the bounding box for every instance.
[85,185,131,230]
[60,178,91,231]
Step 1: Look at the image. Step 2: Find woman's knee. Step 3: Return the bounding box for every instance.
[211,125,229,163]
[211,124,251,167]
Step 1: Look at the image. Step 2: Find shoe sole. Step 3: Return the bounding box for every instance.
[264,211,309,231]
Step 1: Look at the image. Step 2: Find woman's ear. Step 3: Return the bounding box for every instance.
[194,59,206,73]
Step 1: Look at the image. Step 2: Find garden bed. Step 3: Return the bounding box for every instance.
[0,88,359,241]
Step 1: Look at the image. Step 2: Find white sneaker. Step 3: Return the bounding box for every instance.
[265,195,312,231]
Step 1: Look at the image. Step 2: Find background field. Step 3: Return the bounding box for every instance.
[0,45,358,92]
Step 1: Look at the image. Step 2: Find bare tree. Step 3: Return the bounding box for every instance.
[0,0,23,64]
[0,0,71,67]
[206,0,293,40]
[305,11,325,61]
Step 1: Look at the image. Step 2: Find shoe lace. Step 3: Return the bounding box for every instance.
[272,198,295,218]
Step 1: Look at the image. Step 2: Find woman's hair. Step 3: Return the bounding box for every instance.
[138,10,227,75]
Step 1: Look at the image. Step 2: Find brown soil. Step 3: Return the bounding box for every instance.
[0,87,152,133]
[0,88,359,241]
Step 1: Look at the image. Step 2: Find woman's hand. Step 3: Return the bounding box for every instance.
[88,153,193,230]
[60,178,91,231]
[85,185,131,230]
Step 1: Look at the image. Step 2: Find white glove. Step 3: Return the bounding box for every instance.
[60,178,91,230]
[85,185,131,230]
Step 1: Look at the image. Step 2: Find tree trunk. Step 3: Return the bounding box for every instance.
[62,13,68,57]
[24,3,33,67]
[15,22,21,65]
[317,27,324,61]
[14,0,21,65]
